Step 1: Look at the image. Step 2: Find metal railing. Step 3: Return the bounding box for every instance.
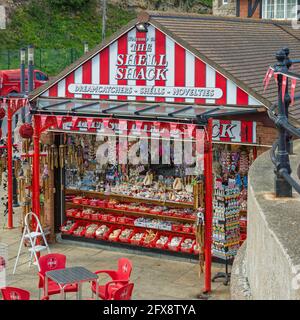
[0,48,82,76]
[268,47,300,197]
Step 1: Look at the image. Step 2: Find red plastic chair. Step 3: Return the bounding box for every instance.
[91,258,132,299]
[1,287,30,300]
[111,283,134,300]
[38,253,78,299]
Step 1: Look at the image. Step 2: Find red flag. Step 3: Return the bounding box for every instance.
[263,67,271,85]
[291,78,297,106]
[56,116,63,128]
[282,76,287,103]
[274,73,278,84]
[264,68,274,92]
[71,116,79,130]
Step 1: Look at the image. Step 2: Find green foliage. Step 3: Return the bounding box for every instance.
[46,0,91,10]
[0,0,135,75]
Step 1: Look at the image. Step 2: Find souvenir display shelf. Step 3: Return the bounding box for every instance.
[65,189,195,209]
[212,181,241,285]
[62,187,202,257]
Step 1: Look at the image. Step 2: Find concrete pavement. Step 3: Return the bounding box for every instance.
[0,190,230,300]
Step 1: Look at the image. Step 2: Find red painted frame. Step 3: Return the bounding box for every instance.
[31,114,214,293]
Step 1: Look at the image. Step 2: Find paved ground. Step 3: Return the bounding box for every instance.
[0,190,230,300]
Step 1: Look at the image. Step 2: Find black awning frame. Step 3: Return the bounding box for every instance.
[34,98,261,125]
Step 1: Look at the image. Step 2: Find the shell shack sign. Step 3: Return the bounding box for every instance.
[40,16,262,106]
[68,35,223,100]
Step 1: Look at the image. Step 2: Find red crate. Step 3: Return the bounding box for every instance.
[180,238,195,254]
[142,232,159,248]
[90,213,99,221]
[97,199,107,208]
[81,198,91,205]
[130,229,145,246]
[118,228,134,243]
[84,223,99,239]
[72,221,88,237]
[155,234,171,249]
[72,197,83,205]
[89,199,99,207]
[117,215,126,224]
[95,225,111,240]
[182,226,192,233]
[60,220,77,235]
[167,236,184,252]
[107,202,116,209]
[81,212,91,220]
[171,224,182,232]
[107,227,122,242]
[101,214,110,221]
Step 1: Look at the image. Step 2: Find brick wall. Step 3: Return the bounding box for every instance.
[239,0,261,18]
[256,122,277,147]
[213,0,262,18]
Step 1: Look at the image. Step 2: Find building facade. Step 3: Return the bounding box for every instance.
[213,0,299,19]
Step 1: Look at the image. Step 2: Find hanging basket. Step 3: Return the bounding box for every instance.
[0,107,5,120]
[19,123,33,139]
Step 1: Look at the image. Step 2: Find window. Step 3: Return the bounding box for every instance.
[262,0,297,19]
[223,0,228,4]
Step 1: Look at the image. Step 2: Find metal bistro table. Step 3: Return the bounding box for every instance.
[45,266,99,300]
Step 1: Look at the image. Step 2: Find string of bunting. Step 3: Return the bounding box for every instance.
[32,115,202,138]
[263,66,300,105]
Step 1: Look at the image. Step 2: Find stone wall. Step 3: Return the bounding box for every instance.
[213,0,236,16]
[231,140,300,299]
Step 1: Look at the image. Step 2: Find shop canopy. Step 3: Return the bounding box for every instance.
[33,98,260,123]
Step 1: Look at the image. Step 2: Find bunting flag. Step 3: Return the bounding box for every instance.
[282,75,287,103]
[71,116,79,130]
[56,116,64,128]
[263,67,274,92]
[291,78,297,106]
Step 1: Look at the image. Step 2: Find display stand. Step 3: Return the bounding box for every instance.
[212,257,233,286]
[212,181,240,286]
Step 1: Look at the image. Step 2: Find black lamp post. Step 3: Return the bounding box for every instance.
[274,48,292,197]
[28,44,34,93]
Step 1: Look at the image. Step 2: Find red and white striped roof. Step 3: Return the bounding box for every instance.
[39,23,262,107]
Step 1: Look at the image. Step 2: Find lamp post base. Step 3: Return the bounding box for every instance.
[275,176,293,197]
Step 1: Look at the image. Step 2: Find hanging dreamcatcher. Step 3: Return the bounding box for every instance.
[196,208,205,276]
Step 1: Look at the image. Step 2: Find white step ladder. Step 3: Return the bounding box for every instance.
[13,212,51,274]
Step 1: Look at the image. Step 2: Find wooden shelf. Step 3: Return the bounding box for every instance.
[66,215,196,237]
[65,188,195,209]
[65,202,196,224]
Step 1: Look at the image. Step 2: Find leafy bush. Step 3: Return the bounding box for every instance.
[46,0,92,10]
